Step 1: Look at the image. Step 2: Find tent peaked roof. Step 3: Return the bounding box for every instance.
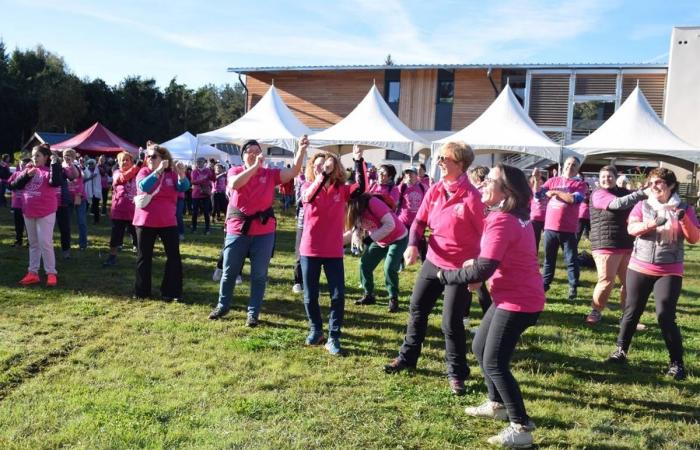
[160,131,237,163]
[570,86,700,164]
[197,85,311,150]
[52,122,139,155]
[309,85,428,155]
[433,85,561,161]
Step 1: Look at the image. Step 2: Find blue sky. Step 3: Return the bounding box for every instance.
[1,0,698,88]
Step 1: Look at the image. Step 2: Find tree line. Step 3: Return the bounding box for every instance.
[0,41,246,154]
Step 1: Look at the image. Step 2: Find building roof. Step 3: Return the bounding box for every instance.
[228,63,667,74]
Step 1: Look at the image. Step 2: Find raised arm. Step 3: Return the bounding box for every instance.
[280,135,308,184]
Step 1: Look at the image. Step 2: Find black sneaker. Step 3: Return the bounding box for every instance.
[543,283,550,292]
[245,315,259,328]
[355,294,376,305]
[568,285,577,301]
[606,346,628,364]
[384,357,415,374]
[208,306,228,320]
[449,377,466,396]
[388,297,399,313]
[666,361,686,381]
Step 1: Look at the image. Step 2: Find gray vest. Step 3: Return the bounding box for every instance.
[632,200,686,265]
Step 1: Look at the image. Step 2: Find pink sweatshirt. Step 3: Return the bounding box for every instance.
[411,174,485,270]
[480,212,546,313]
[19,166,59,219]
[300,180,356,258]
[111,167,138,221]
[132,168,180,228]
[396,182,426,228]
[191,167,215,199]
[543,176,588,233]
[225,166,282,236]
[359,197,407,246]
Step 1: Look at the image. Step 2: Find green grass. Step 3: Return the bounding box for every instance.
[1,205,699,449]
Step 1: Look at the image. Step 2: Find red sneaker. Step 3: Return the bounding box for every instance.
[19,272,40,285]
[46,274,57,287]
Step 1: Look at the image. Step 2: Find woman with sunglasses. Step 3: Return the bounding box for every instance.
[10,144,64,286]
[384,142,485,396]
[437,164,543,449]
[208,138,308,326]
[606,168,699,381]
[299,145,365,355]
[132,144,190,301]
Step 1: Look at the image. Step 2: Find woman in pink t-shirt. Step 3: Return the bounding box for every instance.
[347,194,407,313]
[10,144,64,287]
[367,164,399,210]
[437,164,544,448]
[208,138,308,326]
[298,145,366,356]
[132,144,190,301]
[529,169,548,251]
[103,151,139,267]
[607,168,700,381]
[384,142,485,396]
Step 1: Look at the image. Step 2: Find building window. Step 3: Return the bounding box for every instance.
[267,146,293,157]
[385,150,410,161]
[435,69,455,131]
[384,69,401,115]
[572,100,615,140]
[437,81,454,103]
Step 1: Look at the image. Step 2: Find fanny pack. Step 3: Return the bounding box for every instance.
[134,179,162,209]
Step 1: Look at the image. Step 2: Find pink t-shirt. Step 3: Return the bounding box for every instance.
[111,167,137,221]
[480,212,546,313]
[543,176,588,233]
[359,197,407,246]
[65,163,85,201]
[627,202,699,277]
[132,168,180,228]
[300,180,355,258]
[191,167,215,199]
[578,194,590,220]
[530,194,548,222]
[9,171,23,209]
[214,174,227,193]
[413,175,485,270]
[225,166,282,236]
[19,166,59,219]
[397,183,426,227]
[368,182,399,208]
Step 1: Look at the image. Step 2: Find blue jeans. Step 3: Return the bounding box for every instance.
[176,198,185,236]
[217,232,275,318]
[301,256,345,339]
[74,200,88,249]
[542,230,579,288]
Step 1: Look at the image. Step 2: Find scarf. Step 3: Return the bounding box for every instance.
[647,193,681,244]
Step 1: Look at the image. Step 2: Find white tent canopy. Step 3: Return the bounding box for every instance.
[160,132,240,165]
[196,85,311,152]
[431,85,563,178]
[309,85,429,156]
[570,86,700,165]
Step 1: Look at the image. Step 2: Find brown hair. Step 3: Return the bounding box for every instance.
[116,151,134,164]
[345,193,372,232]
[494,163,532,220]
[31,144,52,167]
[599,165,618,178]
[440,141,474,172]
[147,143,174,170]
[647,167,678,194]
[468,166,490,184]
[305,151,347,185]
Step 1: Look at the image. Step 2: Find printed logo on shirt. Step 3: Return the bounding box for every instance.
[259,176,267,184]
[333,194,341,202]
[165,178,174,187]
[453,203,465,218]
[518,218,531,228]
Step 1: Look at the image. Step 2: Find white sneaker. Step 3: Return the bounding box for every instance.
[292,283,303,294]
[235,275,243,285]
[486,421,535,448]
[212,268,223,282]
[463,317,469,329]
[465,400,508,421]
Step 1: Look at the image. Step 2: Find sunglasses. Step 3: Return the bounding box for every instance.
[146,153,162,160]
[437,155,457,164]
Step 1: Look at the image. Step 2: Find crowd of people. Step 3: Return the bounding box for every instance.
[2,139,699,448]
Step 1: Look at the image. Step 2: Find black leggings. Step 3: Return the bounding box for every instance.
[617,269,684,362]
[110,219,137,249]
[473,306,539,425]
[398,259,472,380]
[191,197,211,231]
[532,220,544,251]
[212,192,227,220]
[12,207,24,244]
[56,205,72,251]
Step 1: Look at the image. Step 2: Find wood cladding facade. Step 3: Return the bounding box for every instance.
[397,69,437,130]
[246,71,385,129]
[451,69,501,130]
[622,73,666,118]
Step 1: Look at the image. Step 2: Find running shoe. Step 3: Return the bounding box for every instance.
[19,272,40,285]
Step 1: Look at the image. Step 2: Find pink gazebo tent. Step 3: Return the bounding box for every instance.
[52,122,139,156]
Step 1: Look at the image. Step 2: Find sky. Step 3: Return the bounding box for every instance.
[1,0,699,88]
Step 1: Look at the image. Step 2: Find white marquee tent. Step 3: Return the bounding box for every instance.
[160,132,240,165]
[196,85,311,152]
[570,86,700,167]
[431,85,565,179]
[309,85,429,156]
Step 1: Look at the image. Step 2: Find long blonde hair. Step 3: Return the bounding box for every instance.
[305,151,347,185]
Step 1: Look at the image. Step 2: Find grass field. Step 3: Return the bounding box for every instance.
[1,204,699,449]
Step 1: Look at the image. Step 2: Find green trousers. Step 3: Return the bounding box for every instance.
[359,234,408,299]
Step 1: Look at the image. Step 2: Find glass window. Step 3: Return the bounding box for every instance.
[267,146,293,157]
[572,101,615,139]
[385,150,410,161]
[388,81,400,104]
[438,81,454,103]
